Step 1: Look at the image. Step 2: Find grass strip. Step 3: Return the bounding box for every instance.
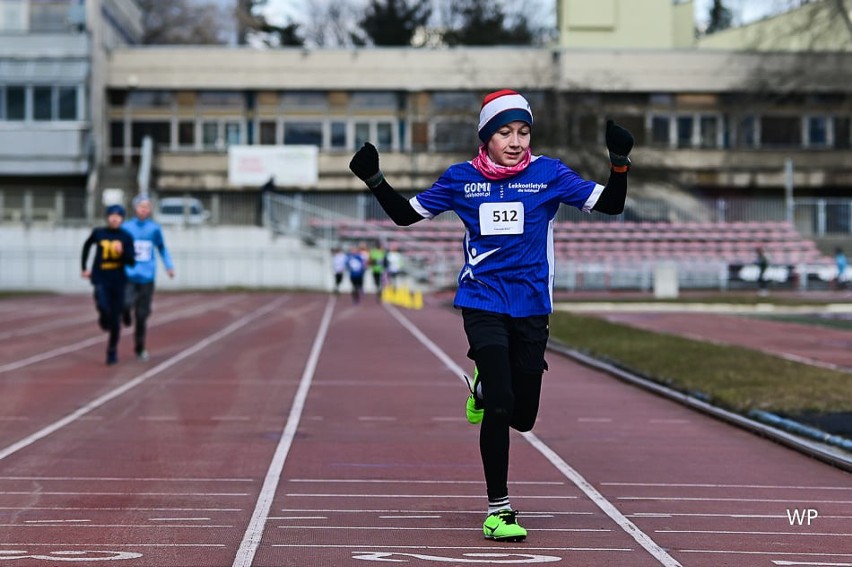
[549,311,851,415]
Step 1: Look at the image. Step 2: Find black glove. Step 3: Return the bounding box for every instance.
[606,120,633,168]
[349,142,385,188]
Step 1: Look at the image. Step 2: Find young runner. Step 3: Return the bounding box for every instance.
[81,204,136,365]
[349,89,633,541]
[122,194,175,361]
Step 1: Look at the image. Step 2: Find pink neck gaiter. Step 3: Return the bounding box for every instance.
[470,145,532,180]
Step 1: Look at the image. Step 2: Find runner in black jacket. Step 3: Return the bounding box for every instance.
[81,204,136,365]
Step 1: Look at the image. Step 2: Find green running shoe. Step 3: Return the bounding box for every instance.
[483,509,527,542]
[464,367,483,424]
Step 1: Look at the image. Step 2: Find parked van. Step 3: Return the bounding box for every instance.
[157,197,210,225]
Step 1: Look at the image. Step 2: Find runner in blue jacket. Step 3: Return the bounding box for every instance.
[122,194,175,361]
[350,89,633,542]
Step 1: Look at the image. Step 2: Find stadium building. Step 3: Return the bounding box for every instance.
[0,0,142,224]
[2,0,851,291]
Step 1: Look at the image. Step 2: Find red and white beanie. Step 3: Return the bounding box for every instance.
[478,89,533,143]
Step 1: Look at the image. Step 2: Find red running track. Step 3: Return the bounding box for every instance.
[0,292,849,566]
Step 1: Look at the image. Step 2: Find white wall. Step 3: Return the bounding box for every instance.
[0,226,334,293]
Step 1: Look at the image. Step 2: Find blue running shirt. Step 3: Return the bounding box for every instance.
[410,156,603,317]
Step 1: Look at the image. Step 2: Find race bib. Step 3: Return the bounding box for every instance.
[134,240,153,262]
[479,202,524,235]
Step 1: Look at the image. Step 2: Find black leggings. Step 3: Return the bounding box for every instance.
[462,309,548,502]
[94,282,125,356]
[125,281,155,353]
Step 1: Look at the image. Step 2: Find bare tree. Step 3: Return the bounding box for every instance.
[136,0,229,45]
[297,0,365,47]
[235,0,304,46]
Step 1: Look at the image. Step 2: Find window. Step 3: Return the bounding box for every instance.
[284,121,322,145]
[128,90,174,108]
[224,121,241,145]
[198,91,243,108]
[650,116,669,146]
[738,116,757,148]
[432,92,478,112]
[0,0,27,32]
[330,121,346,149]
[806,116,829,148]
[434,120,477,152]
[259,121,277,145]
[376,122,393,150]
[761,116,800,147]
[577,115,598,144]
[350,91,397,110]
[109,121,125,150]
[280,91,327,110]
[33,87,52,121]
[178,121,195,147]
[30,0,68,32]
[835,117,850,149]
[354,122,370,149]
[58,87,77,120]
[4,86,25,120]
[676,116,693,148]
[131,122,171,148]
[202,122,219,148]
[699,115,719,148]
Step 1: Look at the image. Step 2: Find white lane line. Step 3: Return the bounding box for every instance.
[0,507,241,512]
[269,544,634,552]
[271,516,329,520]
[24,519,91,524]
[680,550,852,558]
[0,476,253,482]
[619,497,850,504]
[0,492,248,497]
[0,335,103,373]
[0,296,244,374]
[379,515,441,519]
[284,493,577,500]
[0,299,283,462]
[148,517,211,522]
[386,304,683,567]
[232,295,335,567]
[0,524,232,528]
[280,508,592,516]
[274,525,611,532]
[288,479,564,485]
[603,482,852,491]
[659,530,851,537]
[773,562,852,566]
[630,513,852,520]
[357,416,397,421]
[0,543,226,548]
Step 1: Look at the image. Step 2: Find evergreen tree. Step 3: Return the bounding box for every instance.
[359,0,432,46]
[705,0,734,34]
[442,0,534,46]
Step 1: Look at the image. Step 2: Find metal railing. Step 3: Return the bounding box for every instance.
[3,189,852,239]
